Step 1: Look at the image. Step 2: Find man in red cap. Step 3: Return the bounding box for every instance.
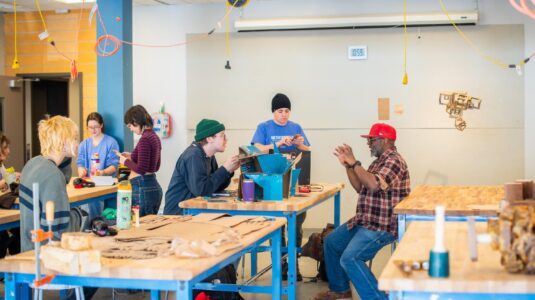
[315,123,410,300]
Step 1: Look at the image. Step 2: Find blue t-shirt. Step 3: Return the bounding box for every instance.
[251,120,310,151]
[76,134,120,177]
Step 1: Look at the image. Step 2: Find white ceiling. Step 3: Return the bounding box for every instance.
[0,0,228,12]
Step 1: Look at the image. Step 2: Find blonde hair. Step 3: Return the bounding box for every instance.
[38,116,79,157]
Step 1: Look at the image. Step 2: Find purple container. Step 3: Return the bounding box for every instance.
[242,179,255,202]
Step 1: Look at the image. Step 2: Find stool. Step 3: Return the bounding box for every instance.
[33,284,84,300]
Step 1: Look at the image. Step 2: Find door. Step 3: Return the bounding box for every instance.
[0,76,25,171]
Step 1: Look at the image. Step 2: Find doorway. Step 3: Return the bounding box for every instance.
[22,73,83,162]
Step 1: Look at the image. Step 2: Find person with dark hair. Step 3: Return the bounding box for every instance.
[77,112,119,178]
[315,123,410,300]
[116,105,162,216]
[251,92,311,281]
[0,133,20,258]
[164,119,239,215]
[76,112,120,220]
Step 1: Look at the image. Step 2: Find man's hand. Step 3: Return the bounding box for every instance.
[292,134,305,146]
[276,136,293,148]
[223,155,240,173]
[333,143,357,167]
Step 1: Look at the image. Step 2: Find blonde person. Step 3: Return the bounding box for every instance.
[19,116,79,251]
[116,105,162,216]
[19,116,98,300]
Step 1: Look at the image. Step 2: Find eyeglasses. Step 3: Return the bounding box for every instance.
[367,137,383,143]
[88,126,101,130]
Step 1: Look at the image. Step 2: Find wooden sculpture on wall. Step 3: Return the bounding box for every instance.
[439,92,482,131]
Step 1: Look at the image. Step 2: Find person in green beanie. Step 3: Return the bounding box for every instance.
[163,119,239,215]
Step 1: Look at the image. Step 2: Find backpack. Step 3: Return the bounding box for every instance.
[301,223,335,282]
[193,264,244,300]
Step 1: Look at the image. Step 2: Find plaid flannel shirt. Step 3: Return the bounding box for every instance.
[347,147,411,238]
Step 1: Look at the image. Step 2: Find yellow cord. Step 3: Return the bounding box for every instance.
[438,0,514,69]
[35,0,48,33]
[226,1,231,60]
[402,0,408,85]
[12,0,19,69]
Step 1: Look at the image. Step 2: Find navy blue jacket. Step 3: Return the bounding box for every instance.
[164,142,232,215]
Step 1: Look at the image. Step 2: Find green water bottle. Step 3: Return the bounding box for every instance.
[116,181,132,230]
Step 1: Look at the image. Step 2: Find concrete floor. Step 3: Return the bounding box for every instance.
[0,229,393,300]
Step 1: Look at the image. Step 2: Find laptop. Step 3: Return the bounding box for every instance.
[280,150,311,185]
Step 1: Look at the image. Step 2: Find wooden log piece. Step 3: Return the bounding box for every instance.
[61,232,93,251]
[41,245,101,275]
[504,183,523,202]
[516,180,534,199]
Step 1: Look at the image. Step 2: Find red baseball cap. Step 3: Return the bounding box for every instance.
[361,123,397,141]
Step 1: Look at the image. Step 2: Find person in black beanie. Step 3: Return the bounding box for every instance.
[250,93,310,281]
[251,93,310,153]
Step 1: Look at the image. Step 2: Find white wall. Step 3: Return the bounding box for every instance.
[132,0,535,225]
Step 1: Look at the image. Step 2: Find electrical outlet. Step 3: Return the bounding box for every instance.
[348,45,367,60]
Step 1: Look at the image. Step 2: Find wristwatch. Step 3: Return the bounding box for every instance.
[347,160,361,169]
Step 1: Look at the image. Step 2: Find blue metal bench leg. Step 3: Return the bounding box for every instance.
[287,212,297,300]
[271,227,282,300]
[176,281,191,300]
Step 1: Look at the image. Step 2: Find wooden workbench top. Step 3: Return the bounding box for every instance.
[0,209,20,225]
[379,221,535,294]
[394,185,504,216]
[0,215,286,281]
[179,183,344,212]
[14,178,117,205]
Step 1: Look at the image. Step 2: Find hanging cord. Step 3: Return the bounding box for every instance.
[439,0,532,71]
[402,0,408,85]
[12,0,19,69]
[224,0,233,69]
[35,0,81,81]
[95,0,239,57]
[509,0,535,20]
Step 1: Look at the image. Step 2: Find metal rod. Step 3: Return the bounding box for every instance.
[244,253,288,285]
[32,182,41,283]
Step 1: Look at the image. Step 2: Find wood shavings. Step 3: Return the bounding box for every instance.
[100,236,173,260]
[488,203,535,274]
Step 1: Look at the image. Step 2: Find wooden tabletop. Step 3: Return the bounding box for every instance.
[379,221,535,294]
[179,183,344,212]
[0,215,286,281]
[0,209,20,225]
[14,178,117,205]
[65,179,117,203]
[394,185,504,216]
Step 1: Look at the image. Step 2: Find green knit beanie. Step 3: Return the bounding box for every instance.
[195,119,225,142]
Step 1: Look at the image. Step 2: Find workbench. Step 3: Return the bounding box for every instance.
[179,182,344,300]
[0,214,286,300]
[379,221,535,299]
[395,185,503,240]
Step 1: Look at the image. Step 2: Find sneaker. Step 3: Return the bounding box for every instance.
[314,290,352,300]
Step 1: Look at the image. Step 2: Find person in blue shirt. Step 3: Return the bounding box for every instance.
[251,93,310,153]
[76,112,119,220]
[251,93,310,281]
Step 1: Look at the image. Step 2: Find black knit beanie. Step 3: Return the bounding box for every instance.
[271,93,291,112]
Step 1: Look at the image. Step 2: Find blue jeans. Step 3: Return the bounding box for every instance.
[323,223,395,300]
[130,174,163,217]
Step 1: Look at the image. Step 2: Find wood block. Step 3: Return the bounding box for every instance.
[61,232,93,251]
[515,179,534,199]
[41,246,101,275]
[378,98,390,120]
[41,246,79,275]
[504,183,523,202]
